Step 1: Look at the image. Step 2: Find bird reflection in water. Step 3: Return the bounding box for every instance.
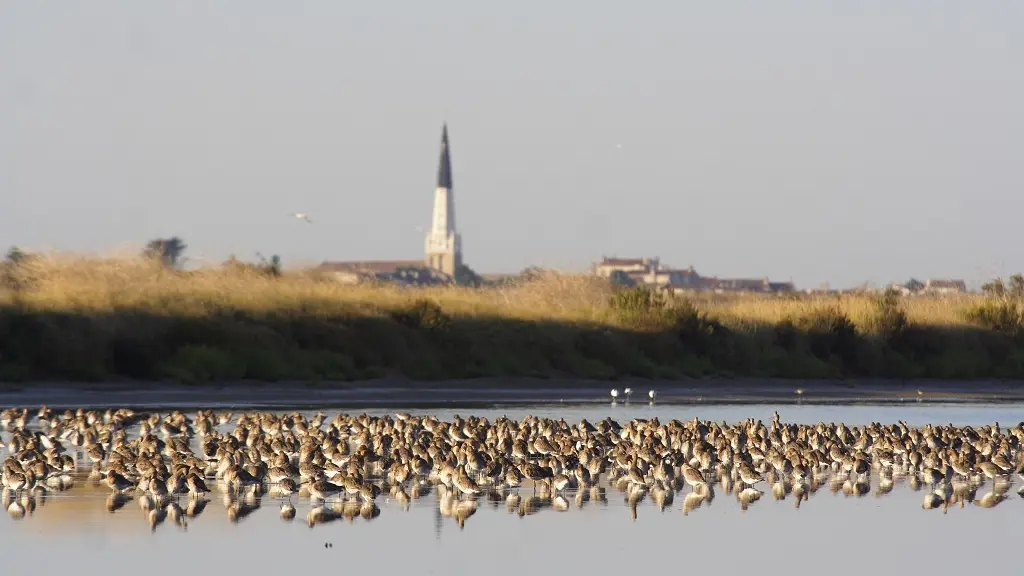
[106,492,131,513]
[280,501,296,521]
[737,488,762,511]
[186,497,210,518]
[681,490,706,516]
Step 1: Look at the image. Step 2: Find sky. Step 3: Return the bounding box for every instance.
[1,1,1022,289]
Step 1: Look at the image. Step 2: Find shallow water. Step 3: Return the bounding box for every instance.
[2,402,1022,575]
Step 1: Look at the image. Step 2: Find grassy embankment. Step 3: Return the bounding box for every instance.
[1,254,1023,383]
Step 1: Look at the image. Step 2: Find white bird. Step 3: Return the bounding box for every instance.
[610,389,619,402]
[624,388,633,401]
[291,213,313,223]
[648,389,656,401]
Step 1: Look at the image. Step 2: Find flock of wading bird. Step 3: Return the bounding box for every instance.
[1,406,1023,532]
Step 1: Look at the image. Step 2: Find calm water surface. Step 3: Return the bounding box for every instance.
[3,402,1022,575]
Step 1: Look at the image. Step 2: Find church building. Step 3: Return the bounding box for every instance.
[318,125,464,284]
[425,124,462,277]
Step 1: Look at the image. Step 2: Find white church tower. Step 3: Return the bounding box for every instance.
[425,124,462,278]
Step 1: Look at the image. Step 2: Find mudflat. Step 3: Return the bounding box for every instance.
[1,378,1022,409]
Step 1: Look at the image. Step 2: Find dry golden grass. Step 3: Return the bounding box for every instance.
[1,253,1016,382]
[700,292,977,330]
[2,254,614,323]
[1,253,981,330]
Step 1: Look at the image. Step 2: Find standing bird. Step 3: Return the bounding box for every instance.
[186,474,210,497]
[291,212,313,224]
[681,464,708,491]
[105,470,134,493]
[737,462,763,487]
[624,388,633,402]
[648,390,657,403]
[610,389,619,403]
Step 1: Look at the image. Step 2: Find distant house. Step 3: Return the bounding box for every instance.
[480,273,518,285]
[593,256,795,294]
[607,270,636,287]
[317,260,451,286]
[888,283,912,296]
[594,257,660,278]
[923,278,967,295]
[768,281,796,293]
[723,278,771,293]
[595,257,704,290]
[644,266,701,289]
[704,277,794,294]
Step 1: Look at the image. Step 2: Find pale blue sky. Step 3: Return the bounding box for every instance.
[2,1,1022,288]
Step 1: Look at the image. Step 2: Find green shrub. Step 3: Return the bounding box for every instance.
[794,307,861,368]
[773,319,800,351]
[399,353,448,380]
[869,289,908,341]
[672,299,724,355]
[609,286,670,326]
[109,335,168,379]
[391,299,451,332]
[887,325,945,363]
[0,312,107,379]
[159,345,246,383]
[965,299,1024,334]
[298,350,358,380]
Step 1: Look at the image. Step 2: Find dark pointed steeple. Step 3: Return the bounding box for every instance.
[437,124,453,189]
[425,122,461,277]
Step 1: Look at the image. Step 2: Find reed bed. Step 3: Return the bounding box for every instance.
[0,253,1019,382]
[0,253,982,329]
[701,292,979,331]
[3,254,616,322]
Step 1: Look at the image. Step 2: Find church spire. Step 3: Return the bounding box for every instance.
[437,123,453,190]
[425,123,462,278]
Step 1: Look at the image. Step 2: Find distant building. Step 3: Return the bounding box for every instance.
[318,125,463,284]
[317,260,447,285]
[882,278,967,296]
[592,256,794,294]
[594,257,659,278]
[424,125,462,278]
[644,266,701,289]
[923,278,967,295]
[703,277,796,294]
[887,282,913,296]
[480,273,518,284]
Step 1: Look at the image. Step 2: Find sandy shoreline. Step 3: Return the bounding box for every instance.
[1,378,1023,409]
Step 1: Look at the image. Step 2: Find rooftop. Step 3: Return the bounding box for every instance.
[318,260,427,274]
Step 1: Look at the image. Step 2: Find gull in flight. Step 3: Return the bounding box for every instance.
[291,213,313,224]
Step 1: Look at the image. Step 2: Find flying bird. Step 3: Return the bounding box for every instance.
[291,213,313,224]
